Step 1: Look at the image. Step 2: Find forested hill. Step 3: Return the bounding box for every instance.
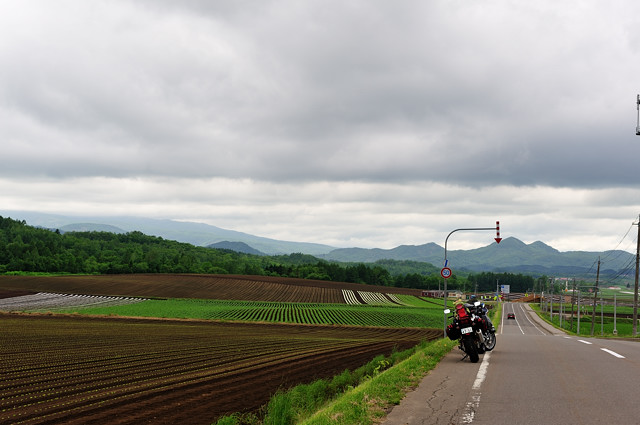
[0,216,450,289]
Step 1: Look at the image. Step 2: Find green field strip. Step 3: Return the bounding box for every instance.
[62,298,443,328]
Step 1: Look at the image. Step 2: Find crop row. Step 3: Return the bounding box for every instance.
[0,274,423,304]
[342,289,360,304]
[0,292,147,312]
[0,314,438,424]
[341,289,409,306]
[62,298,444,328]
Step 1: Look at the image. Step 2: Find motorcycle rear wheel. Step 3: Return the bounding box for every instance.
[463,338,479,363]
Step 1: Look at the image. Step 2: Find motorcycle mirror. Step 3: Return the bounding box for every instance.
[443,309,451,314]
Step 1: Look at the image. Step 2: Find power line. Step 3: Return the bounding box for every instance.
[600,222,635,264]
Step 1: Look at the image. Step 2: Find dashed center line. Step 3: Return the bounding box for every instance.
[573,338,625,359]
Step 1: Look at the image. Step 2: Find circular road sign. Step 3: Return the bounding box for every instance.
[441,267,452,279]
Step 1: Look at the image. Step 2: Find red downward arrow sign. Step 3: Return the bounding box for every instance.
[495,221,502,244]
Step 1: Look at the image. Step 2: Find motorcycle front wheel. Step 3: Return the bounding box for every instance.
[483,331,496,351]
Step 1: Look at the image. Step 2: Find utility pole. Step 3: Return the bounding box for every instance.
[613,292,618,335]
[636,94,640,135]
[549,278,553,321]
[577,289,581,335]
[590,257,600,336]
[570,278,576,331]
[633,214,640,336]
[559,286,563,330]
[600,291,604,336]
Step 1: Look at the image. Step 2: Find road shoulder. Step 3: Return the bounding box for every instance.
[381,345,481,425]
[520,303,567,336]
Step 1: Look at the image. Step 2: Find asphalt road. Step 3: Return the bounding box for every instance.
[382,302,640,425]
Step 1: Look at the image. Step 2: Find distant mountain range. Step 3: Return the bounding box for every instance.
[319,237,634,279]
[1,210,634,278]
[1,210,332,256]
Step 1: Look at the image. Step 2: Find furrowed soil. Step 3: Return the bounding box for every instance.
[0,313,440,425]
[0,274,422,303]
[0,274,435,423]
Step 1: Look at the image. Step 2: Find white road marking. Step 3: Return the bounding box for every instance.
[473,351,491,390]
[461,351,491,423]
[517,304,546,335]
[462,394,481,424]
[578,340,592,345]
[504,303,525,334]
[601,348,625,358]
[516,305,546,335]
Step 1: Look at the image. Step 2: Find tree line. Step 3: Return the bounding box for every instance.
[0,216,536,291]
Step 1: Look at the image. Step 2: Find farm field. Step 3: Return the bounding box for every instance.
[0,274,423,303]
[0,275,445,328]
[0,292,148,311]
[0,274,445,423]
[0,313,440,425]
[60,298,444,328]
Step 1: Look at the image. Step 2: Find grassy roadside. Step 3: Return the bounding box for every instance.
[296,302,500,425]
[530,303,640,338]
[488,301,502,324]
[213,338,456,425]
[214,301,501,425]
[298,338,456,425]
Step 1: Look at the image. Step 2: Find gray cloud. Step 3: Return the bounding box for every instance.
[2,1,640,251]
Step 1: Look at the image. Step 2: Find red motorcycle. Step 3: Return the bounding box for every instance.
[445,301,496,363]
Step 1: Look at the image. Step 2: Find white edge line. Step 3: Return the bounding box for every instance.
[518,303,546,335]
[462,351,491,424]
[472,351,491,390]
[578,340,592,345]
[601,348,625,359]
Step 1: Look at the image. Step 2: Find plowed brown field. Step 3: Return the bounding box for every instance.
[0,274,422,303]
[1,313,439,425]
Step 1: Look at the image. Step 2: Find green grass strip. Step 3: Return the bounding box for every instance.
[212,338,455,425]
[530,303,640,338]
[298,338,456,425]
[61,298,445,328]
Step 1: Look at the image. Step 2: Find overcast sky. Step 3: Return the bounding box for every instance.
[2,0,640,253]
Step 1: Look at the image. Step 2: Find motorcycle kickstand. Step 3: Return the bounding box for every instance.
[457,343,468,361]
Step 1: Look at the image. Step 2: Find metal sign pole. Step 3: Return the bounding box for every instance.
[442,223,502,337]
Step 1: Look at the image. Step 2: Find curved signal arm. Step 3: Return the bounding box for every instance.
[441,222,502,337]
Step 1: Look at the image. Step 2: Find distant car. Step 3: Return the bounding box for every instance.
[507,313,515,320]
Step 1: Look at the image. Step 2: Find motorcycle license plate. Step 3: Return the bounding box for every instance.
[461,327,473,335]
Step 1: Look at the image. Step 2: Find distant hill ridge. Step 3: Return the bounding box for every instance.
[1,211,333,256]
[1,210,634,277]
[320,237,633,277]
[207,241,266,256]
[58,223,126,234]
